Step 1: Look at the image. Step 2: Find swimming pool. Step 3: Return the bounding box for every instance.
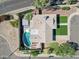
[22,31,31,48]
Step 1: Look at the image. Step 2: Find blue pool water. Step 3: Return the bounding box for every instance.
[22,32,31,48]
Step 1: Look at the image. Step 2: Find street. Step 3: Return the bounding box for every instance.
[0,0,33,14]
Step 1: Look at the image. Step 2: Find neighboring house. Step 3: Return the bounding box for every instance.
[28,14,57,49]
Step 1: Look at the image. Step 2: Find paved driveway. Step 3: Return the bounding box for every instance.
[70,15,79,44]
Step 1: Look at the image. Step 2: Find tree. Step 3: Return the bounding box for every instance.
[31,50,40,56]
[49,42,59,49]
[67,0,77,4]
[33,0,48,14]
[24,12,33,26]
[48,42,59,54]
[54,43,75,56]
[48,42,76,56]
[10,20,19,28]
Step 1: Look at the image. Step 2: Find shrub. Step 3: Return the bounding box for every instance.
[62,6,70,10]
[48,42,59,54]
[24,12,33,21]
[10,20,19,28]
[67,0,77,4]
[76,6,79,8]
[22,50,30,54]
[31,50,40,56]
[68,42,78,50]
[55,43,75,56]
[48,42,76,56]
[49,42,59,49]
[48,48,54,54]
[24,11,33,25]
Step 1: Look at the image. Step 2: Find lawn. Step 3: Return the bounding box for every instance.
[60,16,68,23]
[56,25,68,35]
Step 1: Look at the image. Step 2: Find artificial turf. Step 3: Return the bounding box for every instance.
[56,25,68,35]
[60,16,68,23]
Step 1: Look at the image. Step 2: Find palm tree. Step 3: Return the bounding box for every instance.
[33,0,48,14]
[24,12,33,26]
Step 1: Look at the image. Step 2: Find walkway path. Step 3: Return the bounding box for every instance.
[60,23,68,25]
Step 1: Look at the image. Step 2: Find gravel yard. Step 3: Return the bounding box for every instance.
[0,21,19,52]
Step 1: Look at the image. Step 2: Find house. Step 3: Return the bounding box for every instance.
[29,14,57,49]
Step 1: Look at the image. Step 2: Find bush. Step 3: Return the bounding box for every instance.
[22,50,30,54]
[48,42,59,54]
[48,42,76,56]
[31,50,40,56]
[49,42,59,49]
[48,48,54,54]
[24,12,33,21]
[67,0,77,4]
[24,11,33,25]
[76,6,79,8]
[68,42,78,50]
[10,20,19,28]
[55,43,75,56]
[62,6,70,10]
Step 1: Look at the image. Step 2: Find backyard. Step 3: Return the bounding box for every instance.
[56,15,68,35]
[56,25,68,35]
[20,42,77,57]
[0,0,79,57]
[60,16,68,23]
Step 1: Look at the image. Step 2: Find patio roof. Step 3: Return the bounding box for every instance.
[30,14,57,43]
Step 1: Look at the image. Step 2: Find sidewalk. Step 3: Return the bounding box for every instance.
[0,6,35,15]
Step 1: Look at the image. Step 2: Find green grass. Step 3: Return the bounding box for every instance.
[56,25,68,35]
[10,20,19,28]
[60,16,68,23]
